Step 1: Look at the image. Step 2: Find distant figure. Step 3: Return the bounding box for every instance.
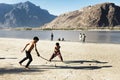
[79,33,82,42]
[51,33,54,41]
[19,36,40,69]
[49,42,63,62]
[58,38,61,41]
[62,38,64,41]
[82,34,86,43]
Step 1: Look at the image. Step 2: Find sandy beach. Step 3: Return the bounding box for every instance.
[0,38,120,80]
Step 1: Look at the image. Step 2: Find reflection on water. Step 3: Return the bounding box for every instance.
[0,30,120,44]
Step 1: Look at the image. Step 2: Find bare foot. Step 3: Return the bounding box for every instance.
[25,67,30,70]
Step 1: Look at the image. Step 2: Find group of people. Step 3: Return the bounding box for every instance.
[19,36,63,69]
[51,32,86,42]
[19,32,87,69]
[79,33,86,43]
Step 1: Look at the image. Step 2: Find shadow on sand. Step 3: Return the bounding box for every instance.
[0,68,44,75]
[30,64,112,70]
[54,65,112,70]
[0,60,112,75]
[0,57,17,60]
[30,60,111,70]
[64,60,108,64]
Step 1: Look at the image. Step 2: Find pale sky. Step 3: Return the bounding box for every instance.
[0,0,120,15]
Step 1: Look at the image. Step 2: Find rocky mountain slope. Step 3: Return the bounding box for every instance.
[0,1,56,28]
[43,3,120,29]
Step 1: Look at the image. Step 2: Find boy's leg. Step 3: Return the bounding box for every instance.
[19,51,28,65]
[19,57,27,65]
[58,52,63,62]
[25,52,33,68]
[49,53,57,61]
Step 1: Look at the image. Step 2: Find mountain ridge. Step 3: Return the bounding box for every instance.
[43,2,120,29]
[0,1,56,28]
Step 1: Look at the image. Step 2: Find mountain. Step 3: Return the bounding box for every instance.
[43,3,120,29]
[0,1,56,28]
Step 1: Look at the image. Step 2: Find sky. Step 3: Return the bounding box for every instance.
[0,0,120,16]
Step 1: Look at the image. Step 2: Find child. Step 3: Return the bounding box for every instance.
[51,32,54,41]
[82,34,86,43]
[49,42,63,62]
[79,33,82,42]
[19,36,40,69]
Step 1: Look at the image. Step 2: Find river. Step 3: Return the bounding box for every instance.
[0,30,120,44]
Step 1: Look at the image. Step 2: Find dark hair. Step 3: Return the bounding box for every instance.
[56,42,59,46]
[33,36,39,41]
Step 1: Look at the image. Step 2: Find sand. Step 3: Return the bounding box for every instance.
[0,38,120,80]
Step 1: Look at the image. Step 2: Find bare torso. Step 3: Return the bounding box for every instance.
[54,46,60,53]
[26,41,35,52]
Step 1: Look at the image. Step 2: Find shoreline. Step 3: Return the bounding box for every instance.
[0,37,120,45]
[0,29,120,44]
[1,27,120,31]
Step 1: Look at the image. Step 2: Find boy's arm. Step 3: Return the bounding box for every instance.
[35,44,40,57]
[21,43,29,52]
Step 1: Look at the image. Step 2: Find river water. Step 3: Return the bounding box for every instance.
[0,30,120,44]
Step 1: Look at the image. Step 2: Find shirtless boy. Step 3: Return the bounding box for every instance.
[49,42,63,62]
[19,36,40,69]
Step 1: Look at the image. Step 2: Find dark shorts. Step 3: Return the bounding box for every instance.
[25,50,32,59]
